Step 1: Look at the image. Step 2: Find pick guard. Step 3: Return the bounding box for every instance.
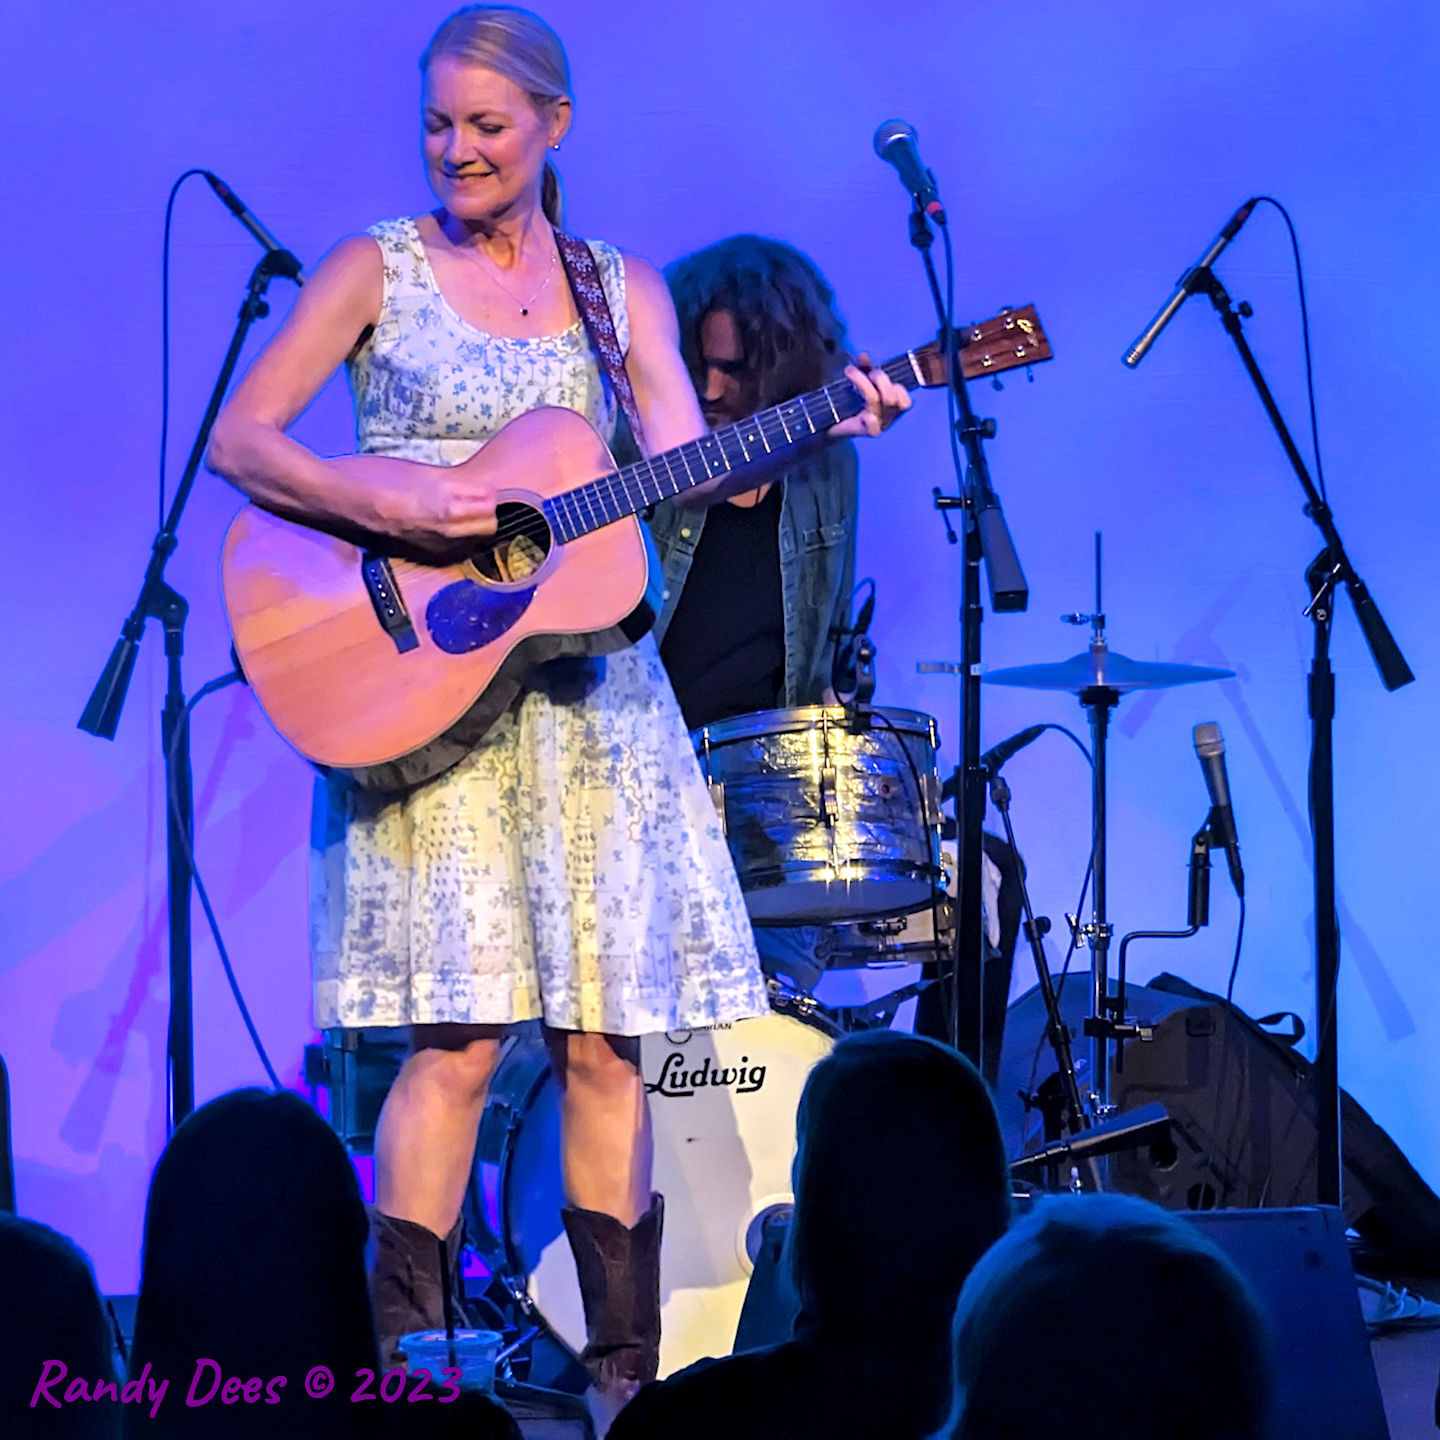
[426,579,535,654]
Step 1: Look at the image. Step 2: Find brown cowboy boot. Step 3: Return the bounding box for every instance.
[369,1210,466,1370]
[560,1193,664,1433]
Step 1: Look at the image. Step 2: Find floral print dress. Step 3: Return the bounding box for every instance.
[309,217,768,1035]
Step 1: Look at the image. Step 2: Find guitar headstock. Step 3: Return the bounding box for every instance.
[959,304,1052,380]
[900,305,1053,388]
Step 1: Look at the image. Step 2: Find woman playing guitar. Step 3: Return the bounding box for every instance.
[206,6,908,1429]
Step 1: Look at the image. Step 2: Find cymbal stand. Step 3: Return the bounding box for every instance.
[1061,534,1122,1117]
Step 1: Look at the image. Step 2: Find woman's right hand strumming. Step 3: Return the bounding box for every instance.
[206,234,498,548]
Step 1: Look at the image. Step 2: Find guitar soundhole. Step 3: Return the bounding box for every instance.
[468,502,552,585]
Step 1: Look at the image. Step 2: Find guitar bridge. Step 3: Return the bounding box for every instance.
[360,552,419,654]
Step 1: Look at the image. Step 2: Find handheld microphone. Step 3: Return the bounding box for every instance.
[203,172,304,283]
[1123,197,1259,367]
[872,120,946,222]
[1193,722,1244,897]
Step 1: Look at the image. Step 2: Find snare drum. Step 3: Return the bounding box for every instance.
[465,1000,838,1378]
[692,705,943,925]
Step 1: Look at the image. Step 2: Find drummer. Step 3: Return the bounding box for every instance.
[650,236,860,732]
[649,236,866,994]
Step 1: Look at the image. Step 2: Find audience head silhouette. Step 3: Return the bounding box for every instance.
[606,1030,1011,1440]
[127,1087,376,1437]
[0,1215,118,1438]
[940,1191,1273,1440]
[787,1028,1011,1341]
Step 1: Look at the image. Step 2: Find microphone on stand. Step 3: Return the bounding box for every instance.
[980,723,1047,776]
[1193,721,1244,898]
[872,120,946,223]
[203,172,304,283]
[942,724,1047,803]
[1122,197,1259,367]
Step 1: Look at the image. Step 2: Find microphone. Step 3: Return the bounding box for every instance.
[980,723,1046,775]
[872,120,946,222]
[203,172,304,283]
[1193,722,1244,898]
[1122,197,1259,368]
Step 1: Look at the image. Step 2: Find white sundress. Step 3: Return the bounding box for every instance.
[310,217,768,1035]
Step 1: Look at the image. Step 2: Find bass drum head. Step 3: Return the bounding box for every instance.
[473,1008,836,1378]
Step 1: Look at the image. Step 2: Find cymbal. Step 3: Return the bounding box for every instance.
[983,643,1234,694]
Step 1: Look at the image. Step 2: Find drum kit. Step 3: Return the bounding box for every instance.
[311,538,1235,1382]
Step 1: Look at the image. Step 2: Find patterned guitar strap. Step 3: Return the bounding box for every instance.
[554,230,651,460]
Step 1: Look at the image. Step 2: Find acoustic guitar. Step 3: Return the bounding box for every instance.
[222,306,1051,790]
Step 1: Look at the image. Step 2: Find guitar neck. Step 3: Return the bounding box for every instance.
[543,353,925,544]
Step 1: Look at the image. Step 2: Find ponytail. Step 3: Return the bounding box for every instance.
[541,160,564,228]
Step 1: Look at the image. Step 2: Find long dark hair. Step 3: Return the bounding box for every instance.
[127,1088,376,1438]
[665,235,851,407]
[786,1031,1010,1336]
[0,1217,117,1439]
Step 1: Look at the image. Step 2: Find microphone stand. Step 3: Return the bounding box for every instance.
[987,769,1087,1142]
[1186,264,1413,1206]
[1104,813,1213,1075]
[78,249,300,1135]
[906,201,1029,1066]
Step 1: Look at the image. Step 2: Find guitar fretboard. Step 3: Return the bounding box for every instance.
[542,353,923,543]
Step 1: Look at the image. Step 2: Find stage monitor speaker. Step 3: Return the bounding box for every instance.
[1185,1206,1387,1440]
[733,1206,1387,1440]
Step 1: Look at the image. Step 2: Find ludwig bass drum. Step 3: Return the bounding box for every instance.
[464,999,838,1378]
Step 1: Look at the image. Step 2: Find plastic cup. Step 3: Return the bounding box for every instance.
[398,1328,502,1392]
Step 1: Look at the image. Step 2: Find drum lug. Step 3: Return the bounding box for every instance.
[819,760,839,829]
[924,771,942,826]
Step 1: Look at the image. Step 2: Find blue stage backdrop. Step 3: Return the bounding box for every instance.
[1,0,1436,1292]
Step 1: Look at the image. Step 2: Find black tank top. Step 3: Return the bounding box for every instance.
[660,486,785,731]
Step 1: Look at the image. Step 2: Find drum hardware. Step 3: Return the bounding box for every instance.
[823,976,936,1033]
[763,978,844,1036]
[817,896,955,971]
[304,1027,408,1154]
[983,532,1234,1121]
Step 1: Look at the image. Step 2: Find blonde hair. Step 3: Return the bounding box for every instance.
[421,5,571,226]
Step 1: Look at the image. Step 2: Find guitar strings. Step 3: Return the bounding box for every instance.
[444,355,923,556]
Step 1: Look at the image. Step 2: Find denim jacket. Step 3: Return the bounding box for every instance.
[647,440,858,708]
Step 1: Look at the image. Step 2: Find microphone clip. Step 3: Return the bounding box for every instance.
[831,630,877,708]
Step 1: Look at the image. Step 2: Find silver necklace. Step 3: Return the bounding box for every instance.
[466,240,557,317]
